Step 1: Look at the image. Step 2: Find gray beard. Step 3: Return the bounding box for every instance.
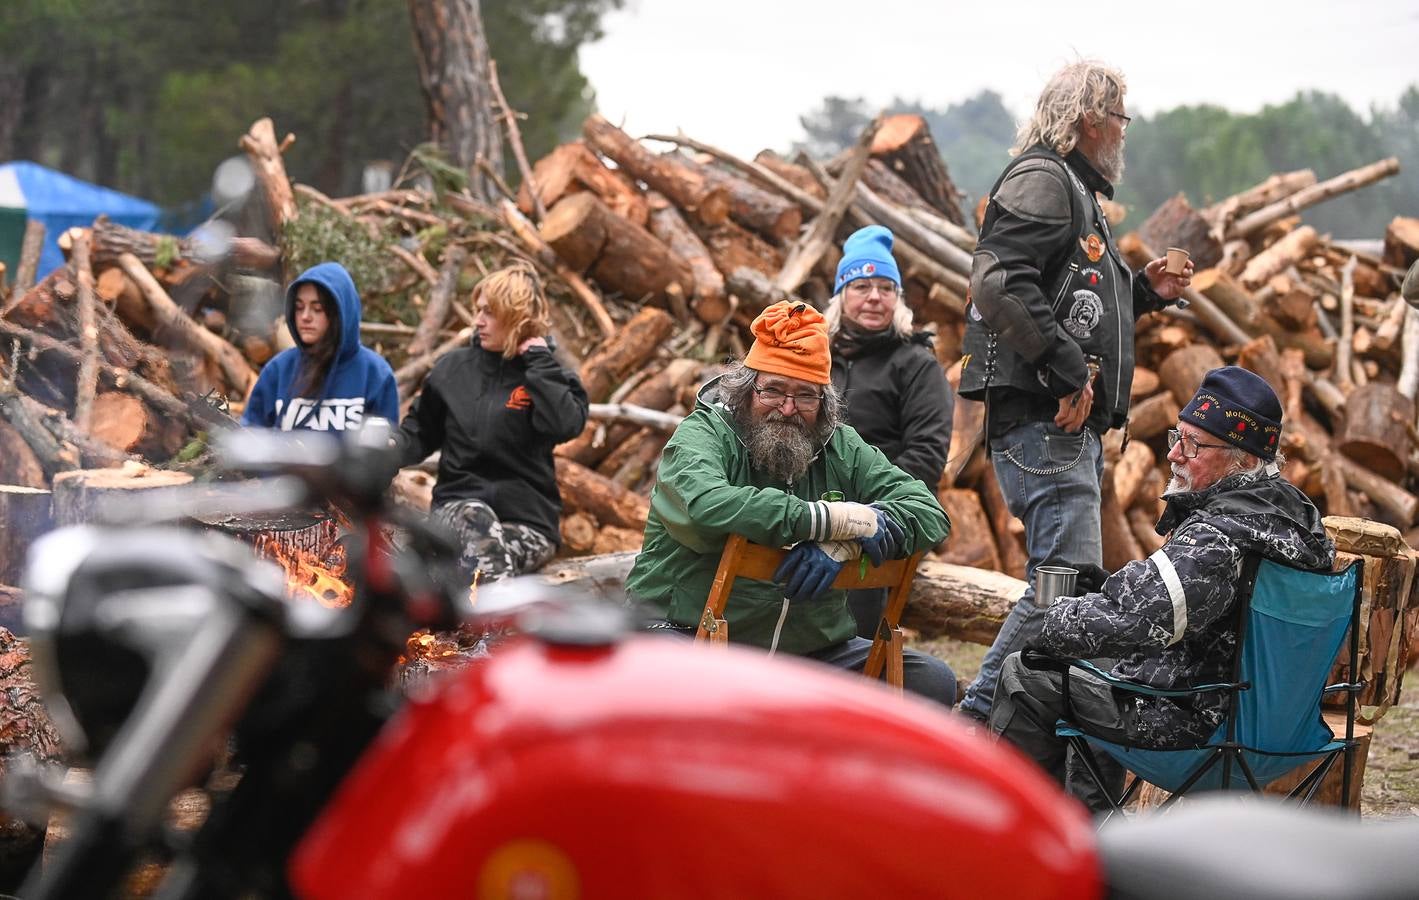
[742,413,820,484]
[1097,138,1126,184]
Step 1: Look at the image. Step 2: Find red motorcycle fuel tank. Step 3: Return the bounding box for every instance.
[291,634,1101,899]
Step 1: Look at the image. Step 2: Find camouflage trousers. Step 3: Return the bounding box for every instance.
[432,499,556,584]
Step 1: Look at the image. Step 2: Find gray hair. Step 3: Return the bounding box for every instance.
[1012,60,1127,157]
[1226,446,1287,477]
[823,290,914,339]
[716,361,843,430]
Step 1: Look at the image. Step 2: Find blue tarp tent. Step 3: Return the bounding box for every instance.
[0,161,162,279]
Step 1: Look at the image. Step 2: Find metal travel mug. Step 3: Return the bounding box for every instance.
[1033,565,1079,608]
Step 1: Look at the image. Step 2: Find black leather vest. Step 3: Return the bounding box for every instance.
[960,146,1136,432]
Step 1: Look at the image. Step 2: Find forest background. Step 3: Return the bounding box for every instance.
[1,0,1415,239]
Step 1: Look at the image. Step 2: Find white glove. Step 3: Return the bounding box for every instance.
[807,500,880,541]
[818,539,862,563]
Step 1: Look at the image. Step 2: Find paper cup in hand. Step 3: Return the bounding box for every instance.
[1165,247,1190,276]
[1033,565,1078,609]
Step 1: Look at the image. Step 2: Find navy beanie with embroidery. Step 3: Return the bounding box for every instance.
[835,225,902,294]
[1180,366,1283,461]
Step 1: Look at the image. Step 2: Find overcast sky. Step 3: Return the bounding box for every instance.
[580,0,1419,158]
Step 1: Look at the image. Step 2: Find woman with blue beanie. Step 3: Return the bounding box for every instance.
[240,261,399,431]
[827,225,955,636]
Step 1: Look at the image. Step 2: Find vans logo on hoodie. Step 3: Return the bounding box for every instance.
[276,397,365,431]
[505,385,533,411]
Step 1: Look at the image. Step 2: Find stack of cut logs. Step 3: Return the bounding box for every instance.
[2,113,1419,659]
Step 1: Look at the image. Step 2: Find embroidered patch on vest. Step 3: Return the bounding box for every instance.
[1079,233,1105,263]
[1064,289,1103,339]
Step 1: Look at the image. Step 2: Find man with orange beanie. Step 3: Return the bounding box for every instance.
[626,301,957,705]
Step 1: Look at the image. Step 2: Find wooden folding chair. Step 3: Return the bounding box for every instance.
[693,534,925,693]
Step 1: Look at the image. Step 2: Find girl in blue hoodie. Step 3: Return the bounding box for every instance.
[241,262,399,431]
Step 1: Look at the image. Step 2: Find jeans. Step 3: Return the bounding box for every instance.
[808,637,958,709]
[958,420,1104,722]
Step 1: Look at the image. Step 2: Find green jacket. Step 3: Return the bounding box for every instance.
[626,377,951,654]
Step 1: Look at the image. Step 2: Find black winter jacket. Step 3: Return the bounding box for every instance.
[396,339,589,543]
[1037,468,1334,746]
[830,329,953,487]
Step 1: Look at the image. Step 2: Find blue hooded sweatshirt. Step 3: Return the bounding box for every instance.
[240,262,399,431]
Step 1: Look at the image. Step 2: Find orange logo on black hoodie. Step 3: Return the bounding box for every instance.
[505,385,533,410]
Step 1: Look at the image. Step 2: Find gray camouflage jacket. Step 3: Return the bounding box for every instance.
[1035,467,1334,746]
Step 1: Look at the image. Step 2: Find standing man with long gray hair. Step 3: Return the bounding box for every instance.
[956,60,1195,725]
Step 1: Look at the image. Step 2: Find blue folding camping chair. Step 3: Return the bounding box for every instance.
[1028,554,1365,821]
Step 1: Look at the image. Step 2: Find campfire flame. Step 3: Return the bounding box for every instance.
[254,537,354,608]
[399,570,484,667]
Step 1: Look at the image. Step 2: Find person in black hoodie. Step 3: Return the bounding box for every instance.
[827,226,954,636]
[396,262,589,583]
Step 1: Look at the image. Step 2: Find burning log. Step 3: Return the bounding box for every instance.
[194,507,350,607]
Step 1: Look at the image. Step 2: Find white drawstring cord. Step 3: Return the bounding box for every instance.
[767,596,791,656]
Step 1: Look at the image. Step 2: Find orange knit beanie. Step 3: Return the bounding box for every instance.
[744,301,831,385]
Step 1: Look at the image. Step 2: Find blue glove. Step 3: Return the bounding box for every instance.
[773,541,851,603]
[857,505,906,566]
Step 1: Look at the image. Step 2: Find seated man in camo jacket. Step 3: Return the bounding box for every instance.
[989,367,1335,812]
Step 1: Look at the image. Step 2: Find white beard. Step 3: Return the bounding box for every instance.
[1165,467,1191,495]
[1097,137,1126,184]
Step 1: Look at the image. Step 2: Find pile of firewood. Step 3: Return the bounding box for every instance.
[3,109,1418,597]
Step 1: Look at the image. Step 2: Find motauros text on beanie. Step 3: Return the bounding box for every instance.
[1180,366,1283,461]
[744,301,832,385]
[834,225,902,295]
